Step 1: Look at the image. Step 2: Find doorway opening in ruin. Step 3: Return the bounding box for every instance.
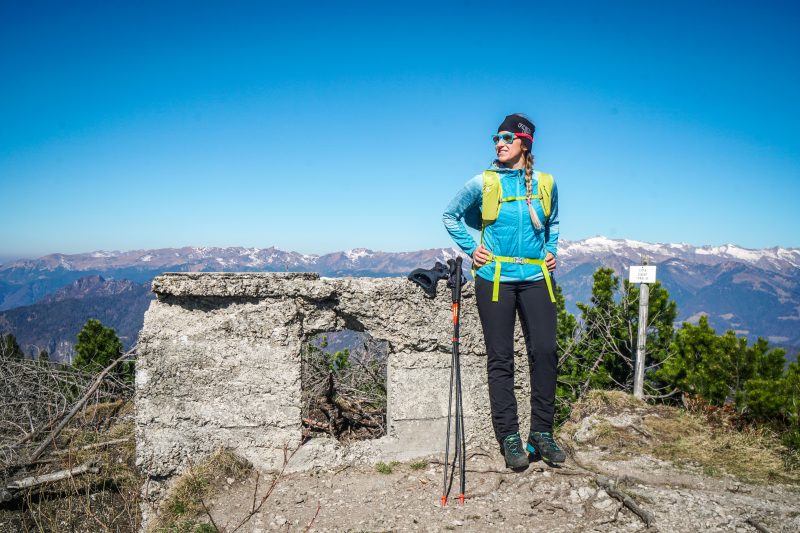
[300,329,388,443]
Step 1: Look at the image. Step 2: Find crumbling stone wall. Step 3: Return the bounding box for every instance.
[135,272,532,501]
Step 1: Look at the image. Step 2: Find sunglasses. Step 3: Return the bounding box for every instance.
[491,132,533,144]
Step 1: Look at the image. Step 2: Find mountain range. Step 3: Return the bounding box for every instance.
[1,237,798,362]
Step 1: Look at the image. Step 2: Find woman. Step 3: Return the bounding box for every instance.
[442,113,564,469]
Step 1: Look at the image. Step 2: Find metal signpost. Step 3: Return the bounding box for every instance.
[630,258,657,399]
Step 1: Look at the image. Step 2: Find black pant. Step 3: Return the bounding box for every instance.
[475,276,557,440]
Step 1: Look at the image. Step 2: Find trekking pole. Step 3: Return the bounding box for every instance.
[442,330,455,507]
[455,314,466,506]
[447,257,466,506]
[406,258,466,507]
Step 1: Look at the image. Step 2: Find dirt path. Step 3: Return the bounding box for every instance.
[198,445,800,532]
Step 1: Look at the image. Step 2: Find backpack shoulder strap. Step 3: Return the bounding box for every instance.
[536,171,554,220]
[477,171,502,262]
[481,171,502,224]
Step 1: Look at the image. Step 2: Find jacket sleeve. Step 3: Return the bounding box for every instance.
[442,175,482,257]
[544,180,559,257]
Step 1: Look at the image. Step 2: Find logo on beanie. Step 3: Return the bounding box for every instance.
[517,123,531,135]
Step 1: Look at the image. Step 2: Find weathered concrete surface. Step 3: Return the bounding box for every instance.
[136,272,533,517]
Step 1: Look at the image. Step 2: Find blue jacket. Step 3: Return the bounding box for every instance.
[442,162,560,283]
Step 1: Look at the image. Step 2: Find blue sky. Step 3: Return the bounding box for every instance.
[1,1,799,260]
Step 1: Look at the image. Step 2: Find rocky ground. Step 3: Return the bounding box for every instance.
[189,448,797,533]
[152,392,800,532]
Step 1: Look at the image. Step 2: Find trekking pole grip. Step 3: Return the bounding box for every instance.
[447,257,463,303]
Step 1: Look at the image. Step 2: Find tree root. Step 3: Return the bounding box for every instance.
[595,475,655,527]
[745,516,771,533]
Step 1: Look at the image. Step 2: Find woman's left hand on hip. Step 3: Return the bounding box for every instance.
[545,252,556,272]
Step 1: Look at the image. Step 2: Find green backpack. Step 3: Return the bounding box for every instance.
[478,170,556,304]
[480,169,554,232]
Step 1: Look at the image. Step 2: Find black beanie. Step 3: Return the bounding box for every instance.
[497,113,535,150]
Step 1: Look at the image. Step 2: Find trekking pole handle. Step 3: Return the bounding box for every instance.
[447,257,463,304]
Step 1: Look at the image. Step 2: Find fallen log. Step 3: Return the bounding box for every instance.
[3,459,102,501]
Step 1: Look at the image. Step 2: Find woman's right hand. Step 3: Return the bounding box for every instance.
[472,244,492,268]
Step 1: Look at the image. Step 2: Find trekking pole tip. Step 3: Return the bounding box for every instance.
[459,493,465,506]
[441,495,447,508]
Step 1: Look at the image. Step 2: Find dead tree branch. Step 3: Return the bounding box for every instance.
[51,437,130,456]
[26,347,135,463]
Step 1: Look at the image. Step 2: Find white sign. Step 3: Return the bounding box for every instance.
[629,266,657,284]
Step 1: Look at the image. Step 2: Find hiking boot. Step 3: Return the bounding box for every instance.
[501,433,529,469]
[527,431,566,463]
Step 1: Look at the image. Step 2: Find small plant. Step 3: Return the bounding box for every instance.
[169,499,188,516]
[155,519,215,532]
[375,461,393,474]
[410,460,428,470]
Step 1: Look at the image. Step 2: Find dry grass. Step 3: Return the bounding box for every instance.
[560,389,800,486]
[0,401,143,532]
[148,448,252,533]
[646,411,800,485]
[565,390,647,421]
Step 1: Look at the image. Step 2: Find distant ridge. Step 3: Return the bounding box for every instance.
[3,237,798,276]
[558,236,800,272]
[1,237,798,362]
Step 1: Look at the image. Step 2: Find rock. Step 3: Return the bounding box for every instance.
[593,498,615,511]
[606,413,643,429]
[577,486,595,501]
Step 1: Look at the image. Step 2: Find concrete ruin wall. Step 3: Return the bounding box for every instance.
[135,272,532,497]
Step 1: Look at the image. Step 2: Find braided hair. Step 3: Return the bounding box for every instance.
[523,149,543,230]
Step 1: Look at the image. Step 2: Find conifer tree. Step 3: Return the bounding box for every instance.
[1,333,24,359]
[657,315,730,403]
[739,359,800,450]
[658,315,787,406]
[554,284,581,421]
[574,267,620,389]
[73,319,124,375]
[574,268,677,394]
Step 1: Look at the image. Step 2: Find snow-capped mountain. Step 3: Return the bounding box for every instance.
[558,236,800,273]
[0,245,465,279]
[1,237,798,361]
[3,238,795,283]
